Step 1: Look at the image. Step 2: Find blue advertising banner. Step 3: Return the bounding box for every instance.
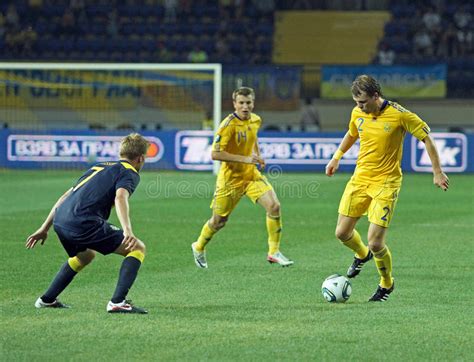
[1,130,472,173]
[321,65,447,99]
[0,129,175,170]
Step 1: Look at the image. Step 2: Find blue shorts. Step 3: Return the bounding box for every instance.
[54,222,124,257]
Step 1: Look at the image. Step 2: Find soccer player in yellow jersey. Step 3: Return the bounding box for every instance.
[325,75,449,301]
[191,87,293,268]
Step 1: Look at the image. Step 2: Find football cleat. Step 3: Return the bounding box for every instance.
[191,242,208,269]
[107,300,148,314]
[35,297,70,309]
[368,281,395,302]
[347,250,373,278]
[267,251,294,267]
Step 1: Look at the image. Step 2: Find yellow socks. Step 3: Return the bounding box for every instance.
[266,214,282,255]
[374,246,393,289]
[342,229,369,260]
[195,222,216,252]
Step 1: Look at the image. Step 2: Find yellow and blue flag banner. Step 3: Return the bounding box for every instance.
[321,65,447,99]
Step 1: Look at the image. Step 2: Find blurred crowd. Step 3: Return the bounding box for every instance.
[0,0,473,95]
[0,0,274,64]
[374,1,473,66]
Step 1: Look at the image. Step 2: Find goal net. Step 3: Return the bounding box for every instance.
[0,63,222,131]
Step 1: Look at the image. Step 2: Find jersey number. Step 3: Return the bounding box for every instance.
[381,207,390,221]
[357,118,364,132]
[73,166,104,191]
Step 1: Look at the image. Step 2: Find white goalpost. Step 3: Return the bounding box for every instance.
[0,62,221,132]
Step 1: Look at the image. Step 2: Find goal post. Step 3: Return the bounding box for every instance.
[0,62,222,172]
[0,62,221,131]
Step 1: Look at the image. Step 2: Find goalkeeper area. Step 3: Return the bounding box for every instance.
[0,63,222,131]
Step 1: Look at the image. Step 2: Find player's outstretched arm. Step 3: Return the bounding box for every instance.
[325,132,358,177]
[422,135,449,191]
[26,187,73,249]
[212,150,259,165]
[114,188,138,251]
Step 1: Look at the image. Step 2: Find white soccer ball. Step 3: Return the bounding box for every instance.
[321,274,352,303]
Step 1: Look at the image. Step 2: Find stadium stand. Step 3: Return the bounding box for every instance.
[0,0,274,65]
[0,0,472,131]
[375,1,474,97]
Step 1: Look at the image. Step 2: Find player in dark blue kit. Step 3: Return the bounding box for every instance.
[26,133,150,314]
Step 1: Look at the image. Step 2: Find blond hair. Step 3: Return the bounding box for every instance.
[351,75,383,97]
[119,133,150,160]
[232,87,255,101]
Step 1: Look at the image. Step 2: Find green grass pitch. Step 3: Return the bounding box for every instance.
[1,170,473,360]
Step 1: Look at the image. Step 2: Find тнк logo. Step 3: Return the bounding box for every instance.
[411,132,467,172]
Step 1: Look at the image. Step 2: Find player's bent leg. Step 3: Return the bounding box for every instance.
[368,223,394,295]
[108,240,147,314]
[35,249,96,309]
[335,214,359,241]
[336,215,372,278]
[192,214,227,269]
[75,249,96,268]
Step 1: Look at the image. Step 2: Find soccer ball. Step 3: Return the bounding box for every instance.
[321,274,352,303]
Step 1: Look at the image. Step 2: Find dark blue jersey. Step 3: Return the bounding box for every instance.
[53,160,140,240]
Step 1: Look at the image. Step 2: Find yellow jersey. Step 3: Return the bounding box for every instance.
[349,100,430,186]
[212,112,262,182]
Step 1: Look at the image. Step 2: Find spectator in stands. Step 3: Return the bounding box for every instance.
[456,26,473,56]
[422,6,442,35]
[164,0,178,23]
[375,42,396,65]
[454,4,473,55]
[437,23,459,58]
[300,98,321,132]
[413,27,434,57]
[187,45,208,63]
[453,4,472,31]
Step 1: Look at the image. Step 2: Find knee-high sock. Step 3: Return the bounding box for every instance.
[111,250,144,303]
[374,246,393,289]
[195,222,216,252]
[266,214,282,255]
[41,257,84,303]
[341,229,369,259]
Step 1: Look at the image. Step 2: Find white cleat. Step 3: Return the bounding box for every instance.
[35,297,70,309]
[192,242,208,269]
[267,251,294,267]
[107,300,148,314]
